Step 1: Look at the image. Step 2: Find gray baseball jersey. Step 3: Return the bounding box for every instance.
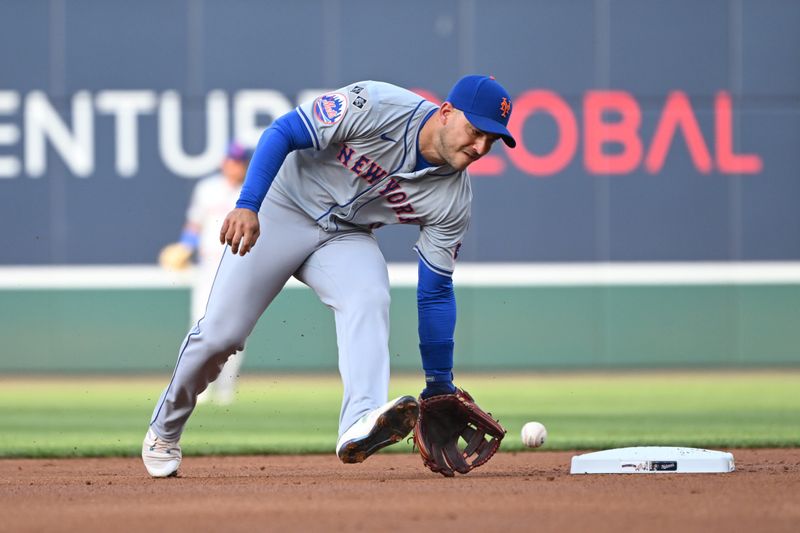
[272,81,472,275]
[148,81,470,447]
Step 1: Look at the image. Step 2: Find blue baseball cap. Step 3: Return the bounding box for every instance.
[226,141,253,162]
[446,75,516,148]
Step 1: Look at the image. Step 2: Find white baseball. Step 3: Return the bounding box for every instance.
[521,422,547,448]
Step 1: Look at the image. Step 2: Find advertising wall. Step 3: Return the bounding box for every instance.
[1,0,797,265]
[1,1,798,372]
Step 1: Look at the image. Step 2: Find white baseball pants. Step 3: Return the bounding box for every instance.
[150,189,392,442]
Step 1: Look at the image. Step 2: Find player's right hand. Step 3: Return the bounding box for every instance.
[220,208,260,256]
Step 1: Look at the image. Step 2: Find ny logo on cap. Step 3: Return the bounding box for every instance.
[500,97,511,118]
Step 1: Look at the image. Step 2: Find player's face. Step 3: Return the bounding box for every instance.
[438,108,501,170]
[222,158,248,185]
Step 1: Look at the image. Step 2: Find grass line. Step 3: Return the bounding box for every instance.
[0,373,798,458]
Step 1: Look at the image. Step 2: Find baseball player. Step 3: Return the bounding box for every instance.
[143,75,516,477]
[158,142,253,405]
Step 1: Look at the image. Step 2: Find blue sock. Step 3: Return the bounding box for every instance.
[421,381,456,399]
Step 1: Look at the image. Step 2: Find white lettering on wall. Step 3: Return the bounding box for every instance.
[296,89,330,106]
[159,90,228,178]
[0,91,21,178]
[95,90,157,177]
[25,91,94,178]
[233,90,292,149]
[0,89,313,179]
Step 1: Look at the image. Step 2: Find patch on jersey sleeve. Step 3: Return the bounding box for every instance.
[313,92,347,125]
[453,242,462,260]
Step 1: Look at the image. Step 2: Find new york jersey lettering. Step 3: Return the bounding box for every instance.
[336,145,418,223]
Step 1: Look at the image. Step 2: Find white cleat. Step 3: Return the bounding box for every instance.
[142,428,182,478]
[336,395,419,464]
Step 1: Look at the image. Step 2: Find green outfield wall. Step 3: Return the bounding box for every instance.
[1,284,798,373]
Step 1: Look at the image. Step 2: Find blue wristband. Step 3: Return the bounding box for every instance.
[420,341,454,383]
[179,229,199,250]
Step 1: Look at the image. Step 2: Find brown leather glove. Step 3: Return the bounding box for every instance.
[413,388,506,477]
[158,242,193,271]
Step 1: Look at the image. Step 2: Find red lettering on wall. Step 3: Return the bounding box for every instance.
[584,91,642,174]
[715,91,763,174]
[469,155,507,175]
[413,86,762,177]
[410,88,441,105]
[505,90,578,176]
[645,91,712,174]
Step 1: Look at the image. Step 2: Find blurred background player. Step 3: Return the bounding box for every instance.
[158,141,253,405]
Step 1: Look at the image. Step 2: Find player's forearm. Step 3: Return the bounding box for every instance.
[236,111,313,212]
[417,259,457,394]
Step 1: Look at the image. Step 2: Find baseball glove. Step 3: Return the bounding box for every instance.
[158,242,193,271]
[413,388,506,477]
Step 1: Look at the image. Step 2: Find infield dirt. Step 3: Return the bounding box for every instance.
[2,449,798,532]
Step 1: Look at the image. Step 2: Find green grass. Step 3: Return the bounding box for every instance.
[0,372,798,458]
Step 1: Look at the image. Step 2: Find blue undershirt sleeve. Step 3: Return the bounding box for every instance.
[235,110,313,212]
[417,258,458,397]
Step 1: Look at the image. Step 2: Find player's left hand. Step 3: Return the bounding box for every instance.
[413,388,506,477]
[158,242,193,270]
[220,208,260,256]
